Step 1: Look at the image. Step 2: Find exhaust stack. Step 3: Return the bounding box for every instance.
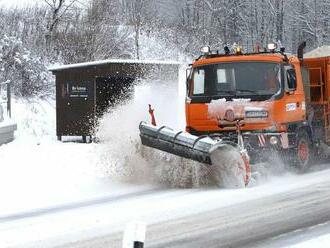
[297,41,306,61]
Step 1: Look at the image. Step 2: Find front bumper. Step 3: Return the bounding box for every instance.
[187,128,295,150]
[242,132,296,150]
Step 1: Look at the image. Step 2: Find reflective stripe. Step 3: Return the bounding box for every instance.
[258,134,266,147]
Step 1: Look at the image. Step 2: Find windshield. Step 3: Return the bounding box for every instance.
[191,62,281,98]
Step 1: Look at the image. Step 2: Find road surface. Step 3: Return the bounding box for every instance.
[1,167,330,248]
[62,172,330,248]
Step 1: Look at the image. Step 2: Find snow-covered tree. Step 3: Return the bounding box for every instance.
[43,0,79,50]
[0,0,329,71]
[0,35,52,98]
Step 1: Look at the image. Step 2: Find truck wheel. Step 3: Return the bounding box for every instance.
[294,131,312,172]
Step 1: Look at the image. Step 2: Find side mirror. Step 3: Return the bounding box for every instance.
[186,67,192,91]
[186,67,192,79]
[286,68,297,92]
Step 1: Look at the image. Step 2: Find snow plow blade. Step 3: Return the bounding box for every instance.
[139,122,251,187]
[139,122,233,165]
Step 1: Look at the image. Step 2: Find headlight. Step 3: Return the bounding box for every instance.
[245,110,268,118]
[270,136,279,145]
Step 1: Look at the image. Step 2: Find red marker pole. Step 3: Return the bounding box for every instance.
[148,104,157,126]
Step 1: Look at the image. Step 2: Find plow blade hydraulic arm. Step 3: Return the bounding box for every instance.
[139,122,231,165]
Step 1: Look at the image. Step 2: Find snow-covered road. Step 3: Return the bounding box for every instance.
[1,168,330,247]
[1,77,330,247]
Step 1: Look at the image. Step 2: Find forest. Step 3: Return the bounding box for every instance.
[0,0,329,97]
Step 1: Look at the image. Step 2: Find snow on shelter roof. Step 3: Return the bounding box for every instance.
[48,59,182,72]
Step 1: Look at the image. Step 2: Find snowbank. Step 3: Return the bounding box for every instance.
[285,228,330,248]
[0,69,190,215]
[0,119,16,128]
[11,98,55,141]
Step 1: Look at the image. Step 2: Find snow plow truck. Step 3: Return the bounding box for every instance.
[139,42,330,187]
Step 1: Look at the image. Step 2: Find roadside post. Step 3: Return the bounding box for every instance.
[0,81,11,118]
[122,221,146,248]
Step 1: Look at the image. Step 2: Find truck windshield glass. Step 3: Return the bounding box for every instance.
[192,62,281,97]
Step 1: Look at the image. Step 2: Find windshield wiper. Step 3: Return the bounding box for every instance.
[217,90,236,94]
[236,89,258,94]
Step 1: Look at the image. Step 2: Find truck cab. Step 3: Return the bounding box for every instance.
[185,44,327,168]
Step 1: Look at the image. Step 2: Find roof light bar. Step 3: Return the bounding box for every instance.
[267,43,277,51]
[200,46,211,54]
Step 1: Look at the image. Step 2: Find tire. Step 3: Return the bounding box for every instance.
[293,130,313,172]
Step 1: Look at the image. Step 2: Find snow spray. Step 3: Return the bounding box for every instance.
[95,71,212,187]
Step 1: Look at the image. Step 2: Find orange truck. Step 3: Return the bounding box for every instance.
[139,42,329,186]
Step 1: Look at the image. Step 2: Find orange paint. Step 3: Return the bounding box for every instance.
[185,53,327,134]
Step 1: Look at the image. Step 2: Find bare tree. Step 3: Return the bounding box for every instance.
[43,0,78,50]
[122,0,152,60]
[275,0,284,41]
[1,0,329,67]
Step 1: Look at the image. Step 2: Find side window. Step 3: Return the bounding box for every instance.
[193,69,205,95]
[287,69,297,90]
[284,66,297,92]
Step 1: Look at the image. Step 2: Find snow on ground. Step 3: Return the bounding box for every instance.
[0,70,322,214]
[0,119,16,129]
[0,97,157,216]
[0,70,188,216]
[1,168,330,247]
[287,228,330,248]
[1,67,330,247]
[255,220,330,248]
